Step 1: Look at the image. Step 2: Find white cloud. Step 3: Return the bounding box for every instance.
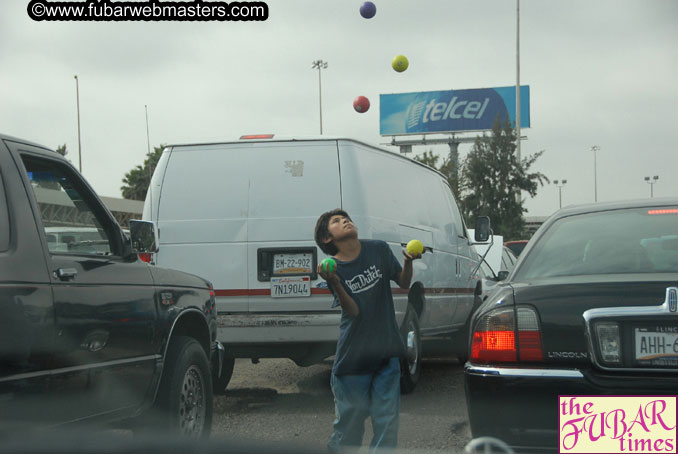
[1,0,676,216]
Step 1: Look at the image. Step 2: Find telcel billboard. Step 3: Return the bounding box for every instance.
[380,86,530,135]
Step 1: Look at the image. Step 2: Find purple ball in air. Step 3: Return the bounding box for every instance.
[360,1,376,19]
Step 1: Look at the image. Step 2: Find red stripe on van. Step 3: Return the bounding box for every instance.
[214,288,333,297]
[214,288,473,296]
[214,289,268,297]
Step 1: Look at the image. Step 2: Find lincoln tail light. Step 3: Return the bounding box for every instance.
[138,253,152,263]
[471,306,543,363]
[207,282,216,314]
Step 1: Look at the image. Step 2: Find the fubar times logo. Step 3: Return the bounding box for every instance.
[559,396,677,453]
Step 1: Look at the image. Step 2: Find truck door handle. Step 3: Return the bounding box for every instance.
[55,268,78,281]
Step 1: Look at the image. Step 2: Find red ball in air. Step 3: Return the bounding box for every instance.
[353,96,370,113]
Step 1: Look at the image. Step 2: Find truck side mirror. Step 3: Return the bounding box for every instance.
[474,217,491,242]
[497,270,510,281]
[129,220,159,253]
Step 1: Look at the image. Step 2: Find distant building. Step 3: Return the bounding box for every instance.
[101,196,144,228]
[525,215,549,237]
[34,186,143,229]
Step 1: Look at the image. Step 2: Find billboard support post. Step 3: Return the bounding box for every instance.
[449,141,459,195]
[385,135,477,197]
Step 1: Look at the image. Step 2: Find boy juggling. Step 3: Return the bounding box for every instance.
[314,209,421,454]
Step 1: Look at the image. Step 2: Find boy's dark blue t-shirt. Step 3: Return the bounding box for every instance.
[329,239,406,375]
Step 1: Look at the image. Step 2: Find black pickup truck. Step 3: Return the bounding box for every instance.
[0,133,223,439]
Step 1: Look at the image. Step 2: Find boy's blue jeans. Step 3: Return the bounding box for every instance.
[327,357,401,454]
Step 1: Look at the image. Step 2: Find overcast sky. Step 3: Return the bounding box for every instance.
[1,0,676,217]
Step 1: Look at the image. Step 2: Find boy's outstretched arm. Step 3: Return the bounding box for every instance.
[318,265,360,318]
[398,251,421,289]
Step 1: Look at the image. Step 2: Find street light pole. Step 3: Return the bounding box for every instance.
[644,175,659,198]
[553,179,567,209]
[74,75,82,173]
[311,60,328,135]
[516,0,521,164]
[145,104,152,182]
[591,145,600,202]
[515,0,521,205]
[145,105,151,156]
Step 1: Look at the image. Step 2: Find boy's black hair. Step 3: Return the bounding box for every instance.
[314,209,352,256]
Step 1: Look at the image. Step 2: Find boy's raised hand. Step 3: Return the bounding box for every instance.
[402,249,423,263]
[318,263,340,286]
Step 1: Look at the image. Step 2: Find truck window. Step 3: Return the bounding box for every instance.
[0,168,8,252]
[21,156,113,256]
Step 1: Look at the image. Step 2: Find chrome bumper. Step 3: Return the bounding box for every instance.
[464,362,584,378]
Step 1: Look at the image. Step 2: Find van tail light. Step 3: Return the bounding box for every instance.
[240,134,274,140]
[471,306,543,363]
[138,253,152,263]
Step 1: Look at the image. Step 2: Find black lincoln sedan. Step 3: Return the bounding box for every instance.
[465,199,678,452]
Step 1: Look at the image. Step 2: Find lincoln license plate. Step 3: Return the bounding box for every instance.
[634,327,678,365]
[270,276,311,298]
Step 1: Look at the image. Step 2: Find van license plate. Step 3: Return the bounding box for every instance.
[270,276,311,298]
[273,253,313,275]
[634,328,678,362]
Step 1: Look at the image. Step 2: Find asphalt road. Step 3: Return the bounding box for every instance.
[211,357,472,454]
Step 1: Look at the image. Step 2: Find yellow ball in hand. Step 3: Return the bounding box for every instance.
[406,239,423,256]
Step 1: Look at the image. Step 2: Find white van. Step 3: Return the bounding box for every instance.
[143,136,481,393]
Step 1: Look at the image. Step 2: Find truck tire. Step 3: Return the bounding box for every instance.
[155,336,213,439]
[399,304,421,394]
[212,356,235,395]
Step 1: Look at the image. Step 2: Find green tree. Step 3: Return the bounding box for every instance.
[55,144,68,157]
[121,145,166,200]
[460,114,548,240]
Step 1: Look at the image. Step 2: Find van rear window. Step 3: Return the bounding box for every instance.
[160,142,340,220]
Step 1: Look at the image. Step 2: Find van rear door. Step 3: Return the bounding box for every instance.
[156,143,252,312]
[156,140,341,314]
[247,140,341,312]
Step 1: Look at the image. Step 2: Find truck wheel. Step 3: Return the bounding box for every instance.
[212,356,235,395]
[155,336,213,439]
[400,304,421,394]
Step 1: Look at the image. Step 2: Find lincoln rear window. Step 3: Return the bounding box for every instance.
[514,207,678,279]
